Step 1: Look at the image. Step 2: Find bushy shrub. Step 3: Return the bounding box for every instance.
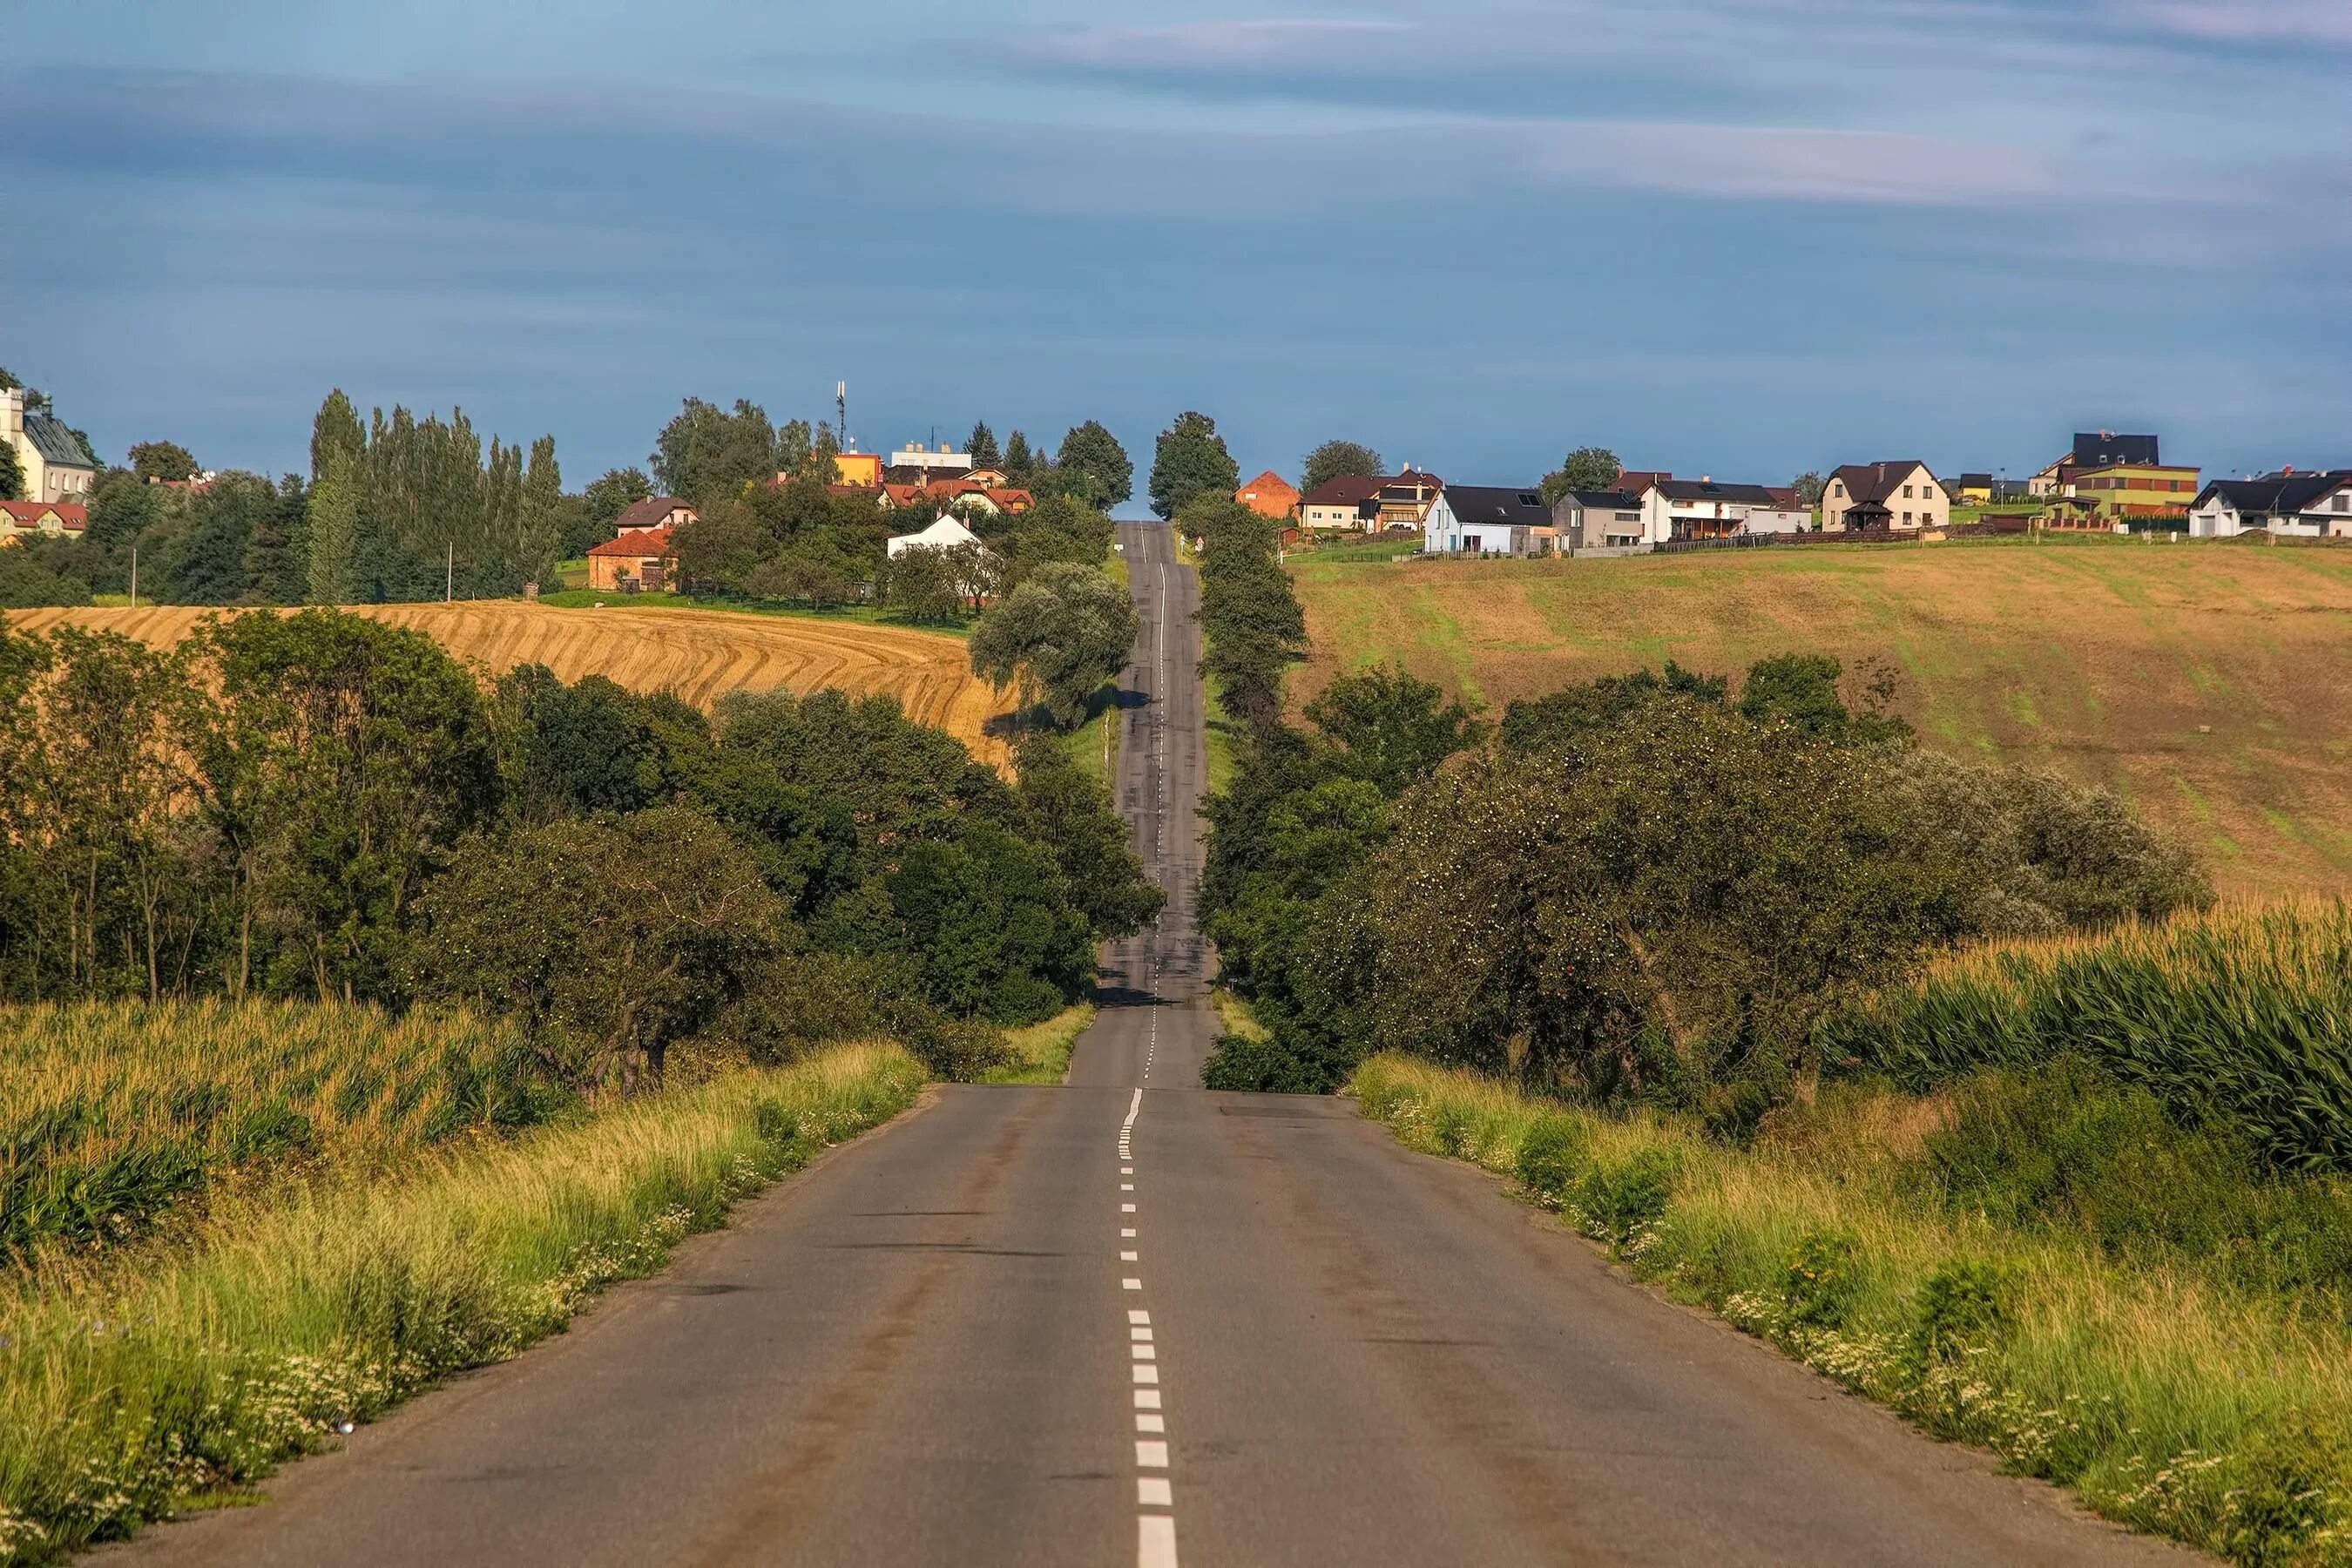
[1514,1120,1586,1206]
[1904,1260,2009,1376]
[1781,1230,1860,1328]
[1200,1031,1325,1093]
[1575,1147,1677,1245]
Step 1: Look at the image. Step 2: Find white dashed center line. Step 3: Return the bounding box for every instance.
[1119,1081,1177,1565]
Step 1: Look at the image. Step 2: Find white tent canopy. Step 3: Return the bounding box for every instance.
[885,515,983,558]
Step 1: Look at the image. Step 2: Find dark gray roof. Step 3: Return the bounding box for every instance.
[2193,473,2349,516]
[1444,485,1551,525]
[1828,461,1936,505]
[1560,489,1640,510]
[2072,431,2159,468]
[1654,478,1781,504]
[22,411,94,470]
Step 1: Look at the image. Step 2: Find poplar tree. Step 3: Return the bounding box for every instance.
[306,446,360,605]
[521,436,562,589]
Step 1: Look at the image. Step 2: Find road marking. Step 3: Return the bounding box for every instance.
[1122,1166,1133,1173]
[1132,1344,1156,1360]
[1137,1412,1166,1433]
[1139,1477,1173,1508]
[1122,1250,1139,1260]
[1139,1514,1179,1568]
[1123,1277,1142,1289]
[1132,1363,1159,1384]
[1122,1203,1136,1213]
[1132,1327,1152,1340]
[1130,1309,1150,1324]
[1121,1183,1134,1191]
[1122,1227,1137,1237]
[1134,1389,1160,1409]
[1116,997,1178,1568]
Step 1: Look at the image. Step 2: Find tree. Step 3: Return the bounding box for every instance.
[1148,410,1240,519]
[967,422,1002,469]
[1538,446,1621,505]
[882,544,965,625]
[1187,497,1306,733]
[1013,734,1165,939]
[305,447,360,605]
[1302,666,1484,796]
[583,467,653,530]
[1793,472,1826,506]
[519,436,562,589]
[1057,421,1133,508]
[186,610,504,1002]
[497,666,659,823]
[651,397,777,507]
[160,470,274,605]
[0,443,20,503]
[128,442,199,483]
[776,419,814,477]
[1003,430,1035,486]
[310,390,365,484]
[968,562,1139,727]
[1300,440,1382,497]
[412,807,787,1091]
[240,474,308,605]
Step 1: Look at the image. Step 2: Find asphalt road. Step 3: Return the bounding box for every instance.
[112,521,2196,1565]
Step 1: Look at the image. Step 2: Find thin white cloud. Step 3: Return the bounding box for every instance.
[1018,17,1416,69]
[1523,121,2064,205]
[2118,0,2352,44]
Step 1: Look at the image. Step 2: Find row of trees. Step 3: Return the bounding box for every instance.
[1192,517,2212,1119]
[0,610,1162,1084]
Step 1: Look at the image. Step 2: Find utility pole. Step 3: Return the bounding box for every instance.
[129,546,138,608]
[836,382,848,451]
[446,540,454,602]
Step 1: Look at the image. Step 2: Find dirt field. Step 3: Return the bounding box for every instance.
[5,601,1013,767]
[1290,538,2352,899]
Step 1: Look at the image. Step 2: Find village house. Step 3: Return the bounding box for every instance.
[2051,460,2201,521]
[1234,470,1300,520]
[0,499,88,543]
[1422,485,1554,555]
[2189,470,2352,538]
[615,497,698,533]
[830,449,883,486]
[1551,489,1646,551]
[1296,475,1382,532]
[1640,477,1785,542]
[1374,471,1443,530]
[586,526,677,591]
[1,388,98,505]
[883,442,975,484]
[1822,461,1949,531]
[2029,432,2165,498]
[878,479,1032,515]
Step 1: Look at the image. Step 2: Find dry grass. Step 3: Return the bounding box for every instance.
[1289,541,2352,896]
[7,602,1015,767]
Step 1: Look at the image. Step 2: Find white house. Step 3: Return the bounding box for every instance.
[1638,478,1785,543]
[1,388,98,505]
[1422,485,1555,555]
[885,514,983,558]
[2188,472,2352,538]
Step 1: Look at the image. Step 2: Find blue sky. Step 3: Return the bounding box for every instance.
[6,1,2348,496]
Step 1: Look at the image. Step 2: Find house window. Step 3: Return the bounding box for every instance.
[1903,511,1913,524]
[1903,484,1915,498]
[2336,497,2349,513]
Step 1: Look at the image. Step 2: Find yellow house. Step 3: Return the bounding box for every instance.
[1,388,98,504]
[832,450,882,486]
[2060,463,2200,518]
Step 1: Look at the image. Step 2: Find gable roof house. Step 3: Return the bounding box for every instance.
[886,514,985,558]
[1822,462,1949,532]
[1296,474,1382,531]
[1234,470,1301,520]
[1,388,98,505]
[615,496,698,533]
[1640,477,1786,542]
[1550,490,1646,551]
[1375,471,1444,529]
[1423,485,1555,556]
[585,525,677,591]
[2189,470,2352,538]
[0,499,89,542]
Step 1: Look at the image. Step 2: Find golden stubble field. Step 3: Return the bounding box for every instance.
[1289,540,2352,898]
[5,601,1014,767]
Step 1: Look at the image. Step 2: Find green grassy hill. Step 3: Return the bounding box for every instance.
[1290,537,2352,898]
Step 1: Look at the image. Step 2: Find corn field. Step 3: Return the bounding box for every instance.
[0,999,570,1261]
[1817,899,2352,1171]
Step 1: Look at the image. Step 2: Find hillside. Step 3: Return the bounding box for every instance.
[1290,538,2352,897]
[6,600,1012,766]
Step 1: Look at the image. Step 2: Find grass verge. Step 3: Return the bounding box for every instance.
[0,1043,923,1564]
[1350,1052,2352,1566]
[982,1003,1097,1085]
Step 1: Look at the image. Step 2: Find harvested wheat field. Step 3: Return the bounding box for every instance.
[7,600,1012,767]
[1291,537,2352,898]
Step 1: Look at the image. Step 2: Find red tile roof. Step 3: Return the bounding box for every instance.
[586,524,675,558]
[0,500,87,530]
